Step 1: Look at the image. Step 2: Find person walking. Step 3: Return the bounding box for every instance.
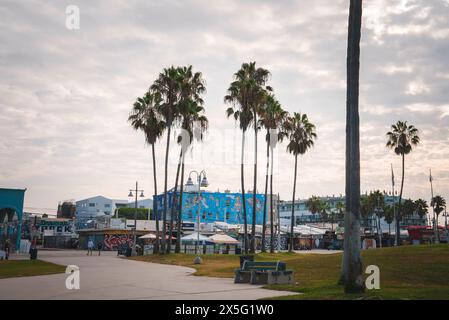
[4,239,11,260]
[87,239,94,256]
[97,242,102,256]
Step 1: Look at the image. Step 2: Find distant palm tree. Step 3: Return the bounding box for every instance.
[285,113,317,252]
[128,92,165,254]
[320,202,331,223]
[360,195,372,218]
[432,195,446,242]
[370,190,385,248]
[383,205,395,235]
[306,196,322,215]
[335,201,345,222]
[151,66,183,254]
[225,62,271,254]
[386,120,420,245]
[258,95,288,252]
[414,199,428,219]
[402,199,416,217]
[340,0,364,293]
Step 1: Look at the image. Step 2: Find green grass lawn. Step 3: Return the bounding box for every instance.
[0,260,66,279]
[132,244,449,300]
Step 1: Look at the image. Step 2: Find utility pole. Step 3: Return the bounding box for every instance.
[391,164,396,246]
[128,182,144,255]
[430,169,438,244]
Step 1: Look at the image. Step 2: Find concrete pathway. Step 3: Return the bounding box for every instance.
[0,250,296,300]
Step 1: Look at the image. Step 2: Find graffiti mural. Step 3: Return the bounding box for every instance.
[262,236,288,251]
[103,234,133,250]
[154,191,266,225]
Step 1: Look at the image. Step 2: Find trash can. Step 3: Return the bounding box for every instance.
[30,248,38,260]
[239,254,254,268]
[125,247,132,257]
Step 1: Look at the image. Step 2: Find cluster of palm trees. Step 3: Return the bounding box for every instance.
[129,62,318,256]
[305,196,344,229]
[128,65,208,254]
[225,62,317,254]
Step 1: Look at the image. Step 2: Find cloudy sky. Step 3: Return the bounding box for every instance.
[1,0,448,214]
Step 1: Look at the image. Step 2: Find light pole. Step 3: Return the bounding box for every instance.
[128,181,144,256]
[185,170,209,263]
[277,193,281,252]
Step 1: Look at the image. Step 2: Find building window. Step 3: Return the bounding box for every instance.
[104,204,111,208]
[226,212,230,220]
[188,211,193,219]
[89,203,95,207]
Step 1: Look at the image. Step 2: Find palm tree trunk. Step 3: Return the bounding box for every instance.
[161,125,171,254]
[241,130,248,254]
[290,154,298,253]
[167,150,182,253]
[340,0,364,293]
[397,153,405,246]
[250,112,258,254]
[176,159,186,253]
[270,146,274,253]
[152,143,160,254]
[261,133,269,253]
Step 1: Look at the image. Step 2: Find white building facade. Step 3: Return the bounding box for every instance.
[75,195,154,230]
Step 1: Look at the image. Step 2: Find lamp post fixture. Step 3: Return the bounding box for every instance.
[128,181,144,256]
[185,170,209,263]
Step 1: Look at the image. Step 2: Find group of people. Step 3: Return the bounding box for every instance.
[87,239,102,256]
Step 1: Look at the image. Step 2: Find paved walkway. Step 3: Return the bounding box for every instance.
[0,250,296,300]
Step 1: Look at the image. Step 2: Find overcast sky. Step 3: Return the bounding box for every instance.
[1,0,448,213]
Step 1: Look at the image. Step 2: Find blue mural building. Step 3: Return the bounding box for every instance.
[154,190,266,225]
[0,188,26,250]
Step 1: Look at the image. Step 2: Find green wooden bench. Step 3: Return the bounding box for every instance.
[234,260,294,285]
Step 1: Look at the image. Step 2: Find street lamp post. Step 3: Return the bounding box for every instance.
[185,170,209,263]
[128,181,144,256]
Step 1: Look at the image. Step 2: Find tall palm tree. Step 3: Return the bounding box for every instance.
[386,120,420,246]
[151,66,183,254]
[175,103,208,253]
[258,95,288,252]
[128,92,165,254]
[225,62,271,254]
[432,195,446,241]
[340,0,364,293]
[165,66,207,254]
[285,113,317,252]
